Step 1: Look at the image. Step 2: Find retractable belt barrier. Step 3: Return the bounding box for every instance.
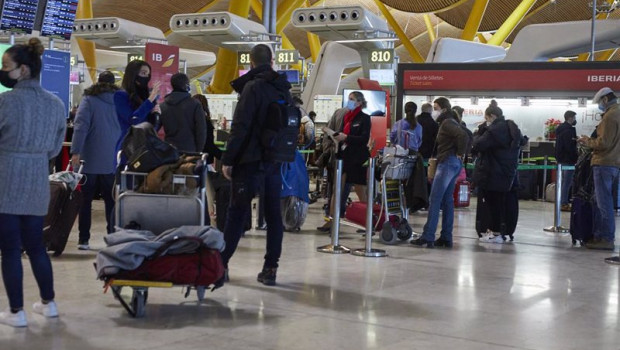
[317,157,351,254]
[352,158,387,258]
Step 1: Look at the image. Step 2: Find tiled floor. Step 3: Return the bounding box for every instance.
[1,198,619,350]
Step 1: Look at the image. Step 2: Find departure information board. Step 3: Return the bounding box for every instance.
[41,0,78,40]
[0,0,39,34]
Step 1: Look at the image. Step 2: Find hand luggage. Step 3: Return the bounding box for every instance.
[570,197,594,245]
[518,170,538,200]
[344,201,386,229]
[545,183,556,202]
[43,180,83,256]
[453,180,471,208]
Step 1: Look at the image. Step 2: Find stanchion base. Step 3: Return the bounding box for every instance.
[317,244,351,254]
[544,226,570,233]
[351,248,388,257]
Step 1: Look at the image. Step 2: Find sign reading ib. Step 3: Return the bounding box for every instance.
[145,43,180,102]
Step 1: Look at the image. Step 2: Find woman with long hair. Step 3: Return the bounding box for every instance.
[0,38,66,327]
[411,97,467,248]
[192,94,222,164]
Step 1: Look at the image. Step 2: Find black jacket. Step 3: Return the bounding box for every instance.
[203,120,222,164]
[472,118,522,192]
[222,65,292,166]
[338,109,371,166]
[417,112,439,159]
[160,91,206,153]
[554,122,578,165]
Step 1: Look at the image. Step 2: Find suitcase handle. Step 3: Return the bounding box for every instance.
[65,160,84,174]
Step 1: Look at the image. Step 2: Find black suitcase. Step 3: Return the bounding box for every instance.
[570,197,594,245]
[43,181,83,256]
[517,170,538,200]
[475,189,519,240]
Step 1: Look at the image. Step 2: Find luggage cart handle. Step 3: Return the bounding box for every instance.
[65,160,84,174]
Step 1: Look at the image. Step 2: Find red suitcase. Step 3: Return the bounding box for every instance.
[43,181,83,256]
[453,180,471,208]
[345,201,387,229]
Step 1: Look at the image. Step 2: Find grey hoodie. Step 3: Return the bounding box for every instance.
[71,85,122,174]
[160,91,206,153]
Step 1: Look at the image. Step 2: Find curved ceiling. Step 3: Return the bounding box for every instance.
[89,0,619,78]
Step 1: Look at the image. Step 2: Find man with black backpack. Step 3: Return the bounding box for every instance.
[219,44,298,286]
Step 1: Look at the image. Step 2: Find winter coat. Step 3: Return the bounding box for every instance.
[472,118,522,192]
[222,64,293,166]
[585,102,620,168]
[71,83,121,174]
[417,112,439,159]
[435,113,467,163]
[554,122,578,165]
[338,109,371,168]
[202,120,222,164]
[0,79,66,215]
[114,90,155,155]
[160,91,207,153]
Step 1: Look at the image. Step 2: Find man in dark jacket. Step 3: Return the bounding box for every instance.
[219,44,292,286]
[71,71,121,250]
[554,110,578,211]
[417,103,439,160]
[160,73,206,153]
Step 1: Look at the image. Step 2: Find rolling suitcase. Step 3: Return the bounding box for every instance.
[570,197,594,245]
[344,201,386,230]
[43,178,83,256]
[453,180,471,208]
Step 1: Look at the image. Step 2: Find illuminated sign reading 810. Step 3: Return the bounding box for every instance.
[369,49,394,64]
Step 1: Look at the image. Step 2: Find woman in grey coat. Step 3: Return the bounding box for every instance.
[0,38,66,327]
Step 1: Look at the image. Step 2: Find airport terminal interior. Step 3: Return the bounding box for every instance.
[1,0,620,349]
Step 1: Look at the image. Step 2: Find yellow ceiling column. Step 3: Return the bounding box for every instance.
[487,0,536,46]
[461,0,489,41]
[207,0,251,94]
[373,0,424,63]
[597,49,618,61]
[423,14,436,43]
[276,0,306,34]
[477,33,487,43]
[76,0,97,81]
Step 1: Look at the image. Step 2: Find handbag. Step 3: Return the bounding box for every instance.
[121,122,179,173]
[427,157,438,179]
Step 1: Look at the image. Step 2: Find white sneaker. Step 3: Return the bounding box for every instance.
[77,243,90,250]
[0,309,27,327]
[479,234,505,244]
[33,301,58,318]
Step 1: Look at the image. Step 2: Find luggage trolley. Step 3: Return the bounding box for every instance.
[104,156,217,318]
[378,150,417,244]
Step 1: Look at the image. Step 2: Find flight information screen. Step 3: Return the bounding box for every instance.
[41,0,78,40]
[0,0,39,34]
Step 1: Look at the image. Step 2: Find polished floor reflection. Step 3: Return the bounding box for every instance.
[1,199,619,350]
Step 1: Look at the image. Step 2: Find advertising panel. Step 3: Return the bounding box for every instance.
[145,43,180,102]
[40,49,71,116]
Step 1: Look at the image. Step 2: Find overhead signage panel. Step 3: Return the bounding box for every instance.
[1,0,39,34]
[275,50,299,65]
[402,68,620,92]
[41,0,79,40]
[238,51,251,66]
[369,49,394,64]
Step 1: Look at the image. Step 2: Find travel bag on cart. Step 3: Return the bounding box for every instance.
[344,201,386,229]
[44,174,83,256]
[570,197,594,245]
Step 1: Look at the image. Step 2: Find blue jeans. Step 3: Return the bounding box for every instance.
[0,214,55,309]
[221,162,283,269]
[422,156,462,242]
[560,168,574,205]
[592,166,620,243]
[79,173,116,243]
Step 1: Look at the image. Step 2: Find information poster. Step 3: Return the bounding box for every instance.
[206,94,238,125]
[41,0,79,40]
[145,43,179,103]
[0,0,39,34]
[313,95,343,124]
[40,50,71,116]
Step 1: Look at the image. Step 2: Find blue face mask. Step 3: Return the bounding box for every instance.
[346,100,357,111]
[598,102,606,112]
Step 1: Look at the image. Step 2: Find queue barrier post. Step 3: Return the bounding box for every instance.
[317,158,351,254]
[352,158,387,258]
[544,163,570,233]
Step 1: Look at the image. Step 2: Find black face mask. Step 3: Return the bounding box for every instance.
[0,68,19,88]
[135,75,150,88]
[571,120,577,126]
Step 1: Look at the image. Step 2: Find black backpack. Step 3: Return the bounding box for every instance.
[260,99,301,163]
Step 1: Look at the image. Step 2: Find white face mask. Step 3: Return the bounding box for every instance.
[486,121,492,126]
[431,110,441,119]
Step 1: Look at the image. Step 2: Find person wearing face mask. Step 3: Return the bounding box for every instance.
[318,92,371,232]
[411,97,467,248]
[471,100,523,244]
[0,38,66,327]
[554,110,578,212]
[578,87,620,251]
[113,60,162,162]
[159,73,206,153]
